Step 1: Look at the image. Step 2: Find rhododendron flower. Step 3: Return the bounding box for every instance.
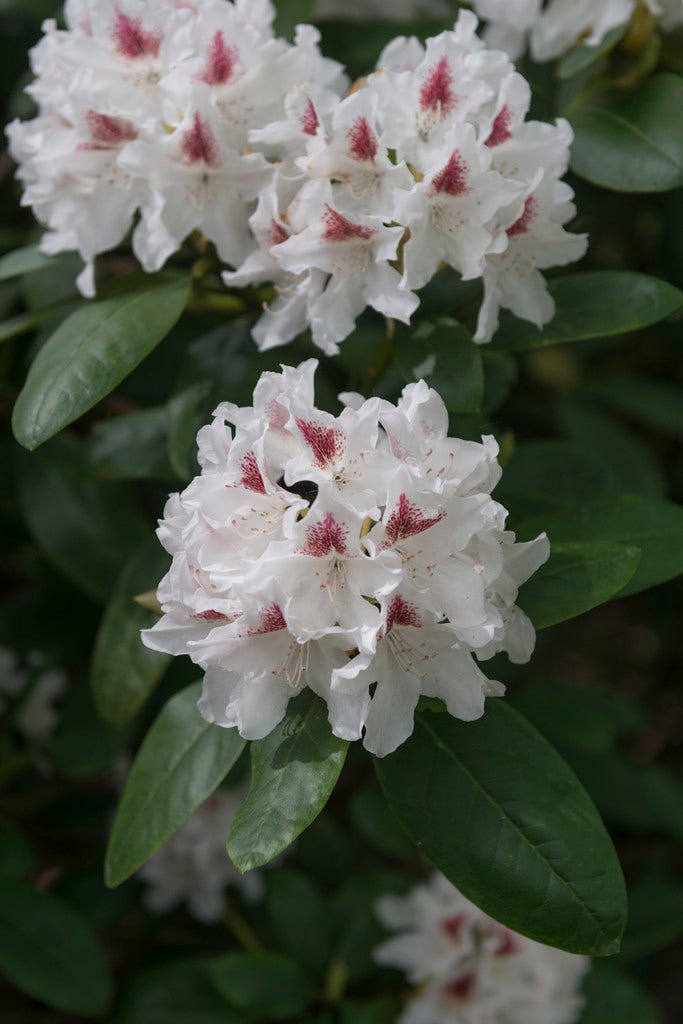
[142,361,549,757]
[472,0,682,62]
[375,873,589,1024]
[138,786,262,922]
[0,648,67,745]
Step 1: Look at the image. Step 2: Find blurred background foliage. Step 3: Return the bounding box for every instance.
[0,0,682,1021]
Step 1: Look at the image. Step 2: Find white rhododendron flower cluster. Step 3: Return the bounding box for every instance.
[142,361,549,758]
[138,787,261,922]
[225,8,587,350]
[8,2,586,347]
[473,0,683,62]
[7,0,346,297]
[375,873,589,1024]
[0,648,67,744]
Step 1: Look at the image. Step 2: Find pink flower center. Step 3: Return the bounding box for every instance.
[385,493,445,545]
[441,913,466,942]
[201,31,238,86]
[296,418,345,468]
[303,512,349,557]
[85,111,137,148]
[495,930,519,957]
[111,12,162,60]
[507,196,536,237]
[250,603,287,635]
[431,150,469,197]
[322,205,375,243]
[239,452,266,494]
[387,594,421,633]
[347,116,378,162]
[191,609,231,622]
[444,973,475,1003]
[300,99,320,137]
[419,56,456,117]
[181,112,220,167]
[269,220,290,247]
[485,104,514,147]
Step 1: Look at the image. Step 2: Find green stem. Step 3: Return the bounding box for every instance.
[222,900,264,954]
[322,959,347,1004]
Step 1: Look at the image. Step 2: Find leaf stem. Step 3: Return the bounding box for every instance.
[222,900,264,954]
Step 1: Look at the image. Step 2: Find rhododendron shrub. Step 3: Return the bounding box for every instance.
[1,1,682,1021]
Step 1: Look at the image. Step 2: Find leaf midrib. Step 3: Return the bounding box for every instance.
[416,714,617,947]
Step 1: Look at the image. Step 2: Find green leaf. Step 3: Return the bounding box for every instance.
[394,320,483,414]
[209,952,315,1019]
[105,682,245,887]
[166,381,213,481]
[556,25,627,80]
[15,435,147,604]
[585,374,683,439]
[490,272,683,350]
[12,279,190,450]
[570,72,683,192]
[557,399,665,498]
[519,494,683,596]
[339,997,401,1024]
[331,871,410,984]
[265,869,332,972]
[375,705,627,956]
[119,958,242,1024]
[520,541,640,628]
[0,877,112,1016]
[275,0,314,39]
[91,541,171,727]
[0,825,35,881]
[579,964,661,1024]
[227,692,348,873]
[621,877,683,961]
[86,406,175,481]
[0,244,67,282]
[494,441,620,521]
[348,784,415,860]
[510,683,641,755]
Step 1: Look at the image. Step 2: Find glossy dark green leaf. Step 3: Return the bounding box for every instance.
[227,692,348,873]
[579,964,661,1024]
[0,876,112,1016]
[15,435,147,603]
[519,494,683,596]
[570,73,683,192]
[86,407,175,481]
[556,25,626,80]
[119,958,242,1024]
[208,952,315,1019]
[494,441,620,521]
[91,541,171,727]
[375,705,627,956]
[490,272,683,350]
[510,683,641,755]
[520,541,640,628]
[394,320,483,414]
[105,682,245,887]
[12,279,190,450]
[621,877,683,961]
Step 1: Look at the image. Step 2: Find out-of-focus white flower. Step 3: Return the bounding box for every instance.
[472,0,676,62]
[231,10,586,349]
[7,0,345,296]
[0,648,67,744]
[375,873,589,1024]
[142,360,549,757]
[138,786,261,922]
